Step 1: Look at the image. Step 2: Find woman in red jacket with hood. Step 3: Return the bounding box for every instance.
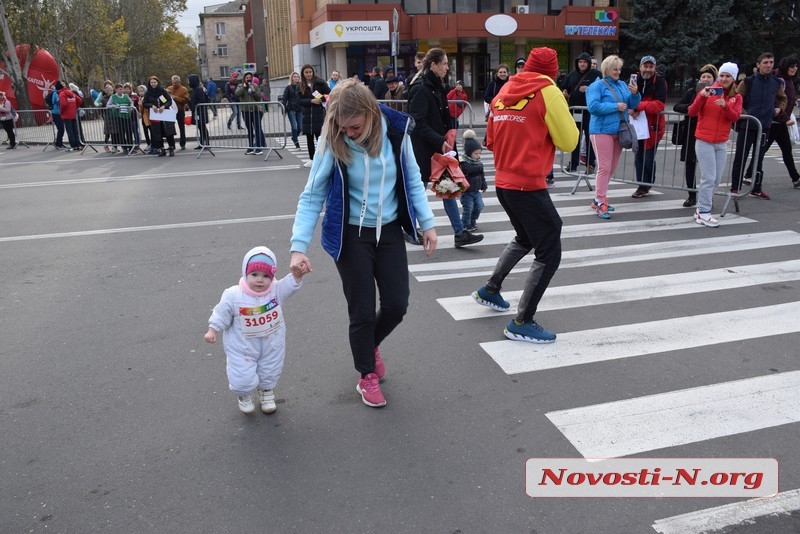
[56,81,83,151]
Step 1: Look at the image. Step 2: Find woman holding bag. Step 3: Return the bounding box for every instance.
[586,55,640,219]
[408,48,482,247]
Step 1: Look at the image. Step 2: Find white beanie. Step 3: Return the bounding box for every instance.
[719,62,739,80]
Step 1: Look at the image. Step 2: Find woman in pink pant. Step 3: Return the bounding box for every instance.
[585,55,640,219]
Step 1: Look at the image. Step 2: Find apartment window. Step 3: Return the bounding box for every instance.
[215,22,226,36]
[431,0,454,13]
[220,66,230,78]
[217,45,228,57]
[405,0,427,14]
[480,0,501,13]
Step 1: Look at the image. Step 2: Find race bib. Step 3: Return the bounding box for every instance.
[238,298,284,338]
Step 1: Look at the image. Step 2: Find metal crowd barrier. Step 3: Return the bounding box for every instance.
[195,101,287,160]
[562,106,762,216]
[77,107,141,156]
[0,109,56,150]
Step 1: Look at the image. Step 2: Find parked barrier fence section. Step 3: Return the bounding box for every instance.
[561,107,762,216]
[3,100,473,163]
[77,106,140,155]
[195,102,287,160]
[0,110,56,150]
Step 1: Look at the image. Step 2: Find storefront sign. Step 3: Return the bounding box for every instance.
[310,21,389,48]
[564,25,617,36]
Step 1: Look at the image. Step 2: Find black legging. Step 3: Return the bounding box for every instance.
[306,132,320,159]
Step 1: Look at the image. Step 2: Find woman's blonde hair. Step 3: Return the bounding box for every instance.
[321,78,384,164]
[600,55,623,78]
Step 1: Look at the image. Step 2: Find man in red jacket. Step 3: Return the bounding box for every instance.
[630,55,667,198]
[471,47,578,344]
[56,81,84,151]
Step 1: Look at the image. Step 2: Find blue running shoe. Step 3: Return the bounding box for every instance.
[591,199,615,212]
[504,319,556,343]
[472,286,510,311]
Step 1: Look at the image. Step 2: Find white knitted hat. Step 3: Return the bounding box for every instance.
[719,62,739,80]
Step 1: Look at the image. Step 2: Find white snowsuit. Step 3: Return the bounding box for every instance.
[207,247,302,396]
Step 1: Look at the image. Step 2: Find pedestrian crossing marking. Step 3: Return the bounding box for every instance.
[439,259,800,320]
[652,488,800,534]
[425,199,732,231]
[414,214,754,250]
[480,301,800,375]
[425,188,663,210]
[410,230,800,282]
[545,370,800,458]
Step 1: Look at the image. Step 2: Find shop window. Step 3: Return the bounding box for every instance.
[480,0,501,13]
[549,0,569,12]
[571,0,592,5]
[456,0,478,11]
[431,0,454,13]
[405,0,427,14]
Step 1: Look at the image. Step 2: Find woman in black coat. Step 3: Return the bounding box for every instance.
[141,75,177,157]
[408,48,482,247]
[297,64,330,161]
[673,64,717,207]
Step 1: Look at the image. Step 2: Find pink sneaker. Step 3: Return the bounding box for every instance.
[374,347,385,380]
[356,373,386,407]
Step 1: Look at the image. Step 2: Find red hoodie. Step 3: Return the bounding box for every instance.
[688,86,742,144]
[487,73,578,191]
[57,88,83,120]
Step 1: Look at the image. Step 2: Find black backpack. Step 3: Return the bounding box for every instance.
[45,90,55,110]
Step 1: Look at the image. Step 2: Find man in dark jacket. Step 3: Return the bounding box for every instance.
[730,52,788,199]
[630,55,667,198]
[373,66,391,99]
[561,52,601,173]
[188,74,209,148]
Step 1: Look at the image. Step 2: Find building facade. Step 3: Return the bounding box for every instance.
[286,0,622,99]
[198,2,248,83]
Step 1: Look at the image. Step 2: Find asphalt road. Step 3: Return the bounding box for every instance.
[1,138,799,534]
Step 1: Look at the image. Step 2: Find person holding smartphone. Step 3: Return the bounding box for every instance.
[688,62,743,227]
[674,64,719,207]
[630,55,667,199]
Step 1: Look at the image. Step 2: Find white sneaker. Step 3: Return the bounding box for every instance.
[303,160,313,168]
[694,211,719,228]
[259,389,277,413]
[237,395,256,414]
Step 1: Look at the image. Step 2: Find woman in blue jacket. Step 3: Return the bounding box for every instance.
[586,55,640,219]
[290,78,437,409]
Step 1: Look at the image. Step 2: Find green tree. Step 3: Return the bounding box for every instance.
[0,0,57,111]
[623,0,736,80]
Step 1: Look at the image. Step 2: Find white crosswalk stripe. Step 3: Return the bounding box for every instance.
[408,148,800,478]
[545,370,800,458]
